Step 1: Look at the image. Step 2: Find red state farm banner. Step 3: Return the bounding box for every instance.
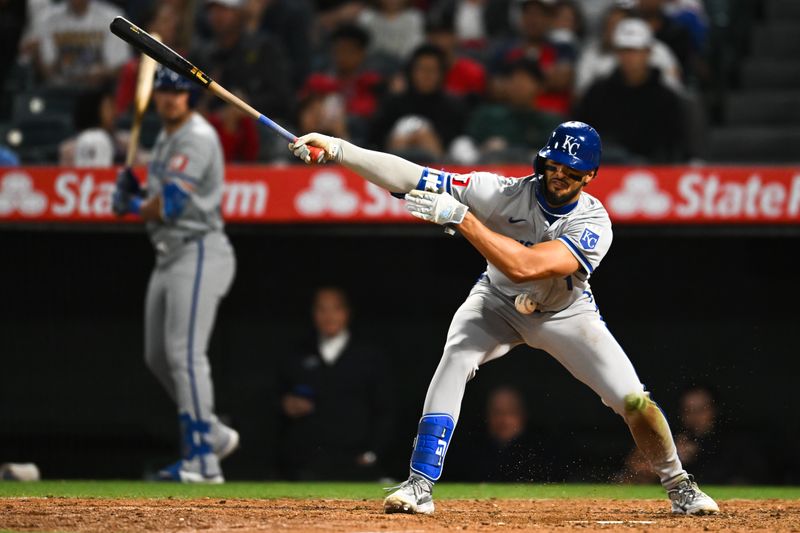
[0,165,799,224]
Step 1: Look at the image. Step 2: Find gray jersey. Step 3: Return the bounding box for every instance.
[147,113,225,256]
[421,169,613,311]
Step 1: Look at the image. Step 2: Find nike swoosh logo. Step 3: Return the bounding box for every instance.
[508,217,526,224]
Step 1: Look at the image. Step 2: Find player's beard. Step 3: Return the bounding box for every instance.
[162,109,192,130]
[543,175,584,207]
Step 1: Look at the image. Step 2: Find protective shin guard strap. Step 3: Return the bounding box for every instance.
[410,413,455,482]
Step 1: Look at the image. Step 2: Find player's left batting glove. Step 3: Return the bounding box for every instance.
[404,190,468,226]
[115,167,143,196]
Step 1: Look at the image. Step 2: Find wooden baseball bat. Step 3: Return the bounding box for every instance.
[125,32,160,167]
[110,16,323,162]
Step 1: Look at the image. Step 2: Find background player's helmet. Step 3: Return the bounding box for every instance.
[535,121,602,174]
[153,65,200,107]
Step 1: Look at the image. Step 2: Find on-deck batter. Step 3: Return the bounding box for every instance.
[289,122,719,516]
[112,65,238,483]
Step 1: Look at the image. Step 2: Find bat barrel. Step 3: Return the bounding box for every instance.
[110,16,211,88]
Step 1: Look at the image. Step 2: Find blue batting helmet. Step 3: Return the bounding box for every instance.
[153,65,199,106]
[535,121,602,173]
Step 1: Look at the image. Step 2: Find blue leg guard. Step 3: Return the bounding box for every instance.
[178,412,213,460]
[410,413,455,482]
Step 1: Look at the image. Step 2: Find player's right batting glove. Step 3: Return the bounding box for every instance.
[289,133,342,165]
[112,167,144,216]
[404,190,468,226]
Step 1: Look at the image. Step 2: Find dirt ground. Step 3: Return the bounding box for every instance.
[1,498,799,533]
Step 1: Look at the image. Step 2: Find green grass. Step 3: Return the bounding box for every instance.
[0,481,798,500]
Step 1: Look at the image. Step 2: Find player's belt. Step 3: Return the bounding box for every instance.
[154,232,207,255]
[481,277,565,314]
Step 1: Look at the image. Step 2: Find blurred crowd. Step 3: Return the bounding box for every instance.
[0,0,733,167]
[276,286,776,483]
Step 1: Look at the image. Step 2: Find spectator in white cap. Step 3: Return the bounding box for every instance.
[575,8,681,96]
[573,15,687,162]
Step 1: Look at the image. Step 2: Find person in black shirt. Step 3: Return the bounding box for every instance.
[191,0,292,123]
[448,386,546,482]
[278,287,394,480]
[368,44,466,162]
[574,17,686,163]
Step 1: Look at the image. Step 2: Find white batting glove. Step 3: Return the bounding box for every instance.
[404,189,468,226]
[289,133,343,165]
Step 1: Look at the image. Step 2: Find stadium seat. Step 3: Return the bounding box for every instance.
[725,91,800,126]
[741,60,800,90]
[766,0,800,20]
[751,23,800,58]
[12,88,84,122]
[706,127,800,163]
[4,115,74,164]
[2,63,35,93]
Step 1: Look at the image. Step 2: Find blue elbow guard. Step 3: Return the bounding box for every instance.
[162,181,191,221]
[410,413,455,482]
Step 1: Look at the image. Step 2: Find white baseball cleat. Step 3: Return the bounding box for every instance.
[213,425,240,461]
[668,475,719,515]
[156,458,224,484]
[384,475,435,514]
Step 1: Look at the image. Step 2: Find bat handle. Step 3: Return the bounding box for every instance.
[257,114,324,163]
[294,138,325,164]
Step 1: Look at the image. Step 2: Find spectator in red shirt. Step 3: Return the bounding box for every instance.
[425,13,486,108]
[114,3,183,114]
[206,89,260,162]
[302,24,383,143]
[489,0,576,114]
[296,75,350,142]
[327,24,383,119]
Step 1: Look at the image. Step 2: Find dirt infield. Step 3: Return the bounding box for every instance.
[2,497,799,532]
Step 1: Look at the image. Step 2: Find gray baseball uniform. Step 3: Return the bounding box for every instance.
[413,169,684,484]
[144,113,235,478]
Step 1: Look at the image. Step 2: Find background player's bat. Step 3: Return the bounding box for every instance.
[125,32,159,167]
[109,16,323,162]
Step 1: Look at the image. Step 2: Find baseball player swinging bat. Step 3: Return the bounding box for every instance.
[109,16,324,162]
[124,32,159,167]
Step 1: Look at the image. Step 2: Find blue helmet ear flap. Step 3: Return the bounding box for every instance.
[533,155,545,175]
[187,88,200,108]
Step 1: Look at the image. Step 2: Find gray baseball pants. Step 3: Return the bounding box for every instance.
[144,231,235,468]
[419,279,685,485]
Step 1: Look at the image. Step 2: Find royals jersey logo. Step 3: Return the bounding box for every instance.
[579,227,600,250]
